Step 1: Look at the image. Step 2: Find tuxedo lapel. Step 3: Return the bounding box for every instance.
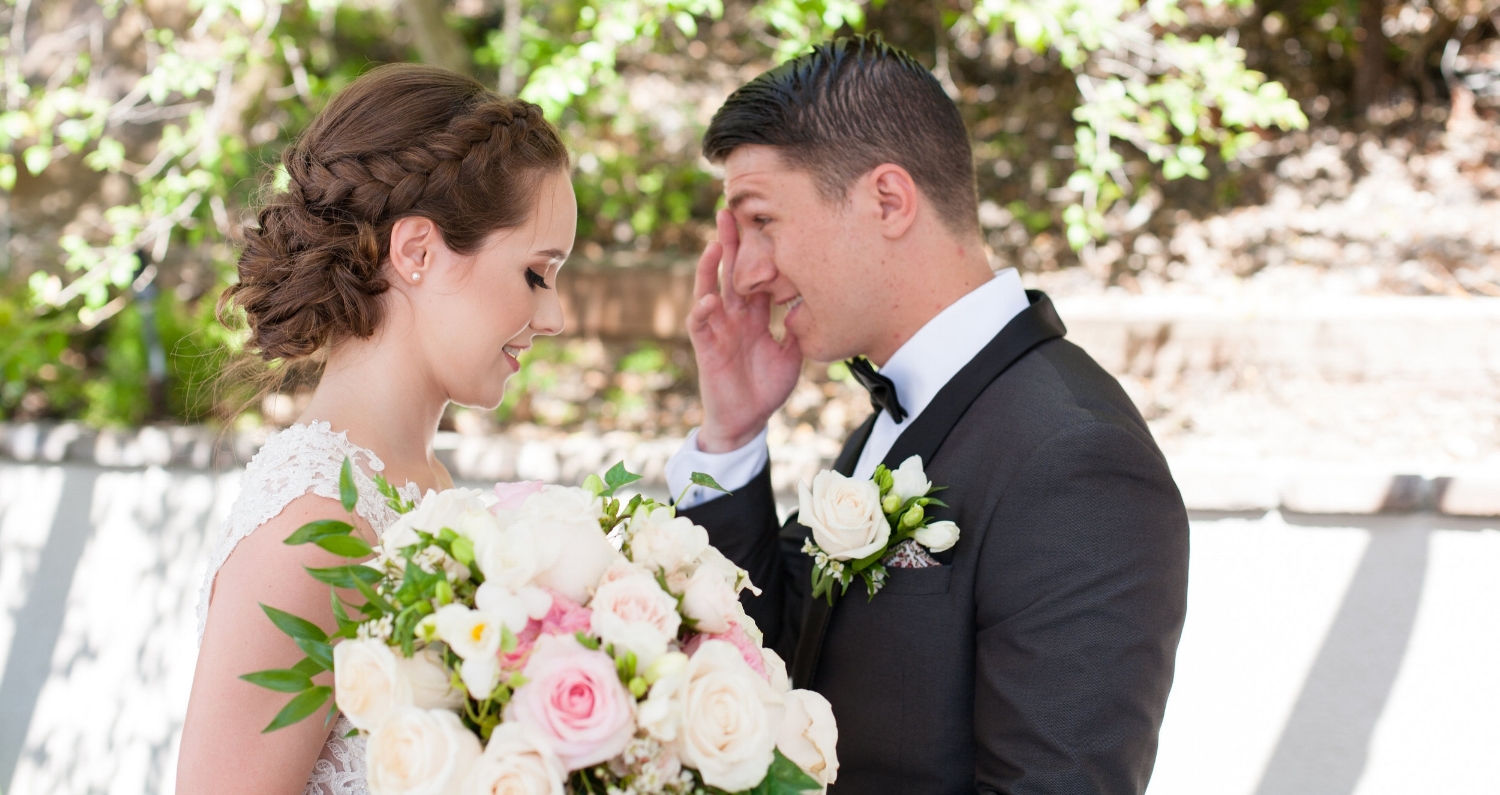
[790,290,1067,688]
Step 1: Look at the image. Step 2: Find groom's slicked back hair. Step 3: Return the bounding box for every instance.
[704,34,978,233]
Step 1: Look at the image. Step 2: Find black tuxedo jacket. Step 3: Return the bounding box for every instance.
[681,291,1189,794]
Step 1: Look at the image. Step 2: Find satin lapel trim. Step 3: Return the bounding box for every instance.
[789,290,1066,689]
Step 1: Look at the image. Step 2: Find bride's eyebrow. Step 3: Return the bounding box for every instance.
[532,248,568,262]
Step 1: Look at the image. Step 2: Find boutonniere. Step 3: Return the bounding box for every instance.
[798,455,960,604]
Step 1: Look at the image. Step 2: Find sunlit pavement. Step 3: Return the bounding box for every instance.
[0,464,1496,795]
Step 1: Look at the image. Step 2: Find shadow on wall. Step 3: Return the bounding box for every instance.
[1251,514,1431,795]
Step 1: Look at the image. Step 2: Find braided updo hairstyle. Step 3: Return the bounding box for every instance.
[222,63,569,362]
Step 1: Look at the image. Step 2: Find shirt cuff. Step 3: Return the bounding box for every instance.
[666,427,769,510]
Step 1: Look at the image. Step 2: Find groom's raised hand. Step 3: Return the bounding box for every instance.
[688,209,803,453]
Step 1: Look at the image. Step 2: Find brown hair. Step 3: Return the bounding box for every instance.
[221,63,569,362]
[703,34,978,234]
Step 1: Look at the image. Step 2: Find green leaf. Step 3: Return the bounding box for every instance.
[263,686,332,732]
[339,458,358,513]
[603,461,643,494]
[284,519,355,546]
[574,632,601,651]
[305,563,382,589]
[690,472,730,494]
[314,534,374,558]
[353,576,396,615]
[240,667,314,693]
[749,748,821,794]
[296,637,335,671]
[260,604,328,644]
[291,657,324,678]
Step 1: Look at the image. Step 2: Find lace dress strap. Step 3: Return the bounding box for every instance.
[195,421,424,795]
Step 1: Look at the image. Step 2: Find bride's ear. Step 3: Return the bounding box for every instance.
[389,216,440,285]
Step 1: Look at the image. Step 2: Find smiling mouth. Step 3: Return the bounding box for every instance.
[782,295,804,311]
[502,345,528,359]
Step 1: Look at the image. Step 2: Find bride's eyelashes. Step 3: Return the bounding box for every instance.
[525,268,551,290]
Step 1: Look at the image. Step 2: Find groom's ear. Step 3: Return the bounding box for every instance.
[867,163,919,240]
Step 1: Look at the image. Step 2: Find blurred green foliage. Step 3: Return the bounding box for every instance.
[1,0,1468,428]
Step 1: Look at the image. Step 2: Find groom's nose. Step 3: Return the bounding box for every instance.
[731,233,778,297]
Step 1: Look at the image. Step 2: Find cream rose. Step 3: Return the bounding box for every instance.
[798,470,889,561]
[459,723,565,795]
[627,505,709,576]
[641,640,784,792]
[383,488,490,550]
[588,562,682,666]
[679,563,740,634]
[777,689,839,787]
[913,519,960,553]
[367,707,481,795]
[401,644,466,712]
[510,487,621,604]
[334,638,410,731]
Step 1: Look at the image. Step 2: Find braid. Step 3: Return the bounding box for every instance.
[221,64,568,363]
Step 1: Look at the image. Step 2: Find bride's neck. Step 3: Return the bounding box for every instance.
[296,335,449,491]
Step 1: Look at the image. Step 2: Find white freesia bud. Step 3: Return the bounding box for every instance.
[777,689,840,787]
[460,655,501,701]
[644,650,689,686]
[400,645,465,712]
[640,640,784,791]
[334,638,411,732]
[889,456,932,503]
[627,505,709,577]
[798,471,889,561]
[679,563,740,634]
[913,520,960,553]
[474,582,531,634]
[459,722,566,795]
[367,707,481,795]
[434,604,501,660]
[588,562,681,667]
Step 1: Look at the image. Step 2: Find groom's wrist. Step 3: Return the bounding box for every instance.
[696,421,768,454]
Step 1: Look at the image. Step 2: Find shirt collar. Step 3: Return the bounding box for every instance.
[874,268,1030,426]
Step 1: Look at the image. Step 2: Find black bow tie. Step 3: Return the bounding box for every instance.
[847,357,907,424]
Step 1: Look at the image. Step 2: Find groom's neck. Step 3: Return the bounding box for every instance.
[863,229,995,367]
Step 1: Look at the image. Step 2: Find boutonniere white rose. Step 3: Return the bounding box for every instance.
[798,455,958,604]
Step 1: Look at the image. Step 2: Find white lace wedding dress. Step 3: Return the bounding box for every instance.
[196,421,424,795]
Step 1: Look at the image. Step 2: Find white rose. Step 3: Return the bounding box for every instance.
[460,723,565,795]
[453,507,503,552]
[434,604,502,660]
[761,648,790,694]
[400,645,465,712]
[797,471,889,561]
[889,455,932,504]
[641,640,784,792]
[627,505,709,576]
[334,638,410,732]
[913,520,960,553]
[777,689,839,787]
[511,487,622,604]
[384,488,490,550]
[588,562,682,666]
[367,707,481,795]
[679,564,740,634]
[474,525,545,592]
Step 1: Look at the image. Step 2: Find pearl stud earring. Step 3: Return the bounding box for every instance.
[411,272,422,283]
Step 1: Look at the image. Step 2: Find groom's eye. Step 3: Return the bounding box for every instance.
[525,269,551,290]
[753,216,771,228]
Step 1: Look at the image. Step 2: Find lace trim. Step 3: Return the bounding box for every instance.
[195,421,423,795]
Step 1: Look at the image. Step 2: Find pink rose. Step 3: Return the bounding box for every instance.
[491,480,546,513]
[502,590,593,670]
[683,621,767,680]
[504,634,637,771]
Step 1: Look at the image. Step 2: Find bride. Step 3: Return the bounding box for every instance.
[178,63,574,794]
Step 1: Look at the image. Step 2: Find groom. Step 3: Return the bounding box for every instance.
[664,35,1189,794]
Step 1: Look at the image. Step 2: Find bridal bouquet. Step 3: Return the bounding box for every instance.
[244,462,837,795]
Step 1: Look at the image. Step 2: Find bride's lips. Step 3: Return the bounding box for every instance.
[502,345,528,370]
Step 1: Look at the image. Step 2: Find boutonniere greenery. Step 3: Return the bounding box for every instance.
[798,455,960,604]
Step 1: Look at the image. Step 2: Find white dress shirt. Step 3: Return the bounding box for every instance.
[666,267,1031,508]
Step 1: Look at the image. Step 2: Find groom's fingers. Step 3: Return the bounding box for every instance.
[715,210,749,312]
[693,241,723,303]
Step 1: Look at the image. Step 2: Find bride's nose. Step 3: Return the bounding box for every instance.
[531,289,565,336]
